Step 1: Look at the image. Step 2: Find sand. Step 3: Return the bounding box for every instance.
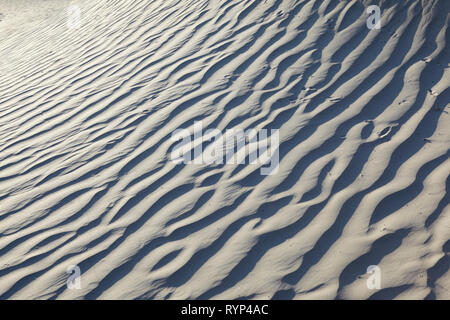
[0,0,449,300]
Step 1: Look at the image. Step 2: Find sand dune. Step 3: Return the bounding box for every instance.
[0,0,449,300]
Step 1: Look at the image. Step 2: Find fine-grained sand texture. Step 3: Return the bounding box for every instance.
[0,0,449,300]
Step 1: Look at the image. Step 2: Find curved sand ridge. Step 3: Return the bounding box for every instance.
[0,0,449,299]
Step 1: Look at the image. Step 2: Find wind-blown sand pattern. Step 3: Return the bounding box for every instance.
[0,0,449,300]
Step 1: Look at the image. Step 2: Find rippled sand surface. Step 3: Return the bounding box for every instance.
[0,0,449,299]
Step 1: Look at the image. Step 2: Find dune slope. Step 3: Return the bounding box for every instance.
[0,0,449,299]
